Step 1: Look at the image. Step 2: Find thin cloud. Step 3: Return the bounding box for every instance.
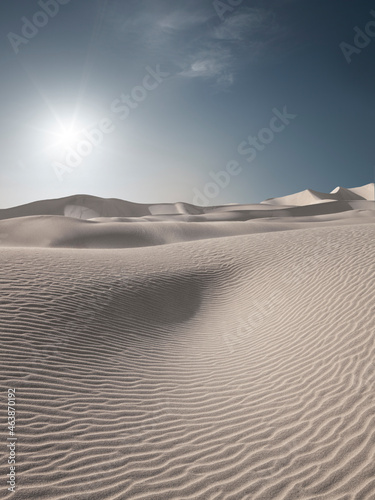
[159,11,213,31]
[213,9,278,41]
[107,3,288,89]
[176,7,286,88]
[179,47,232,78]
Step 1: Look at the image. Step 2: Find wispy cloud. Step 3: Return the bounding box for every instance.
[176,7,285,88]
[159,11,213,31]
[179,47,232,81]
[108,4,287,90]
[213,9,278,41]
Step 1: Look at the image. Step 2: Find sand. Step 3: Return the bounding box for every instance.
[0,183,374,499]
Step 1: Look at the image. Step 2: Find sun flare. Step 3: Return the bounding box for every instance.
[58,125,81,148]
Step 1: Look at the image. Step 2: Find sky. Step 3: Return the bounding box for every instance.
[0,0,374,208]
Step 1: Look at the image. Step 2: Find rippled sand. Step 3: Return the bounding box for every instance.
[1,184,374,499]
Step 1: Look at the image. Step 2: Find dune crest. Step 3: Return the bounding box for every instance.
[262,182,374,206]
[0,184,374,249]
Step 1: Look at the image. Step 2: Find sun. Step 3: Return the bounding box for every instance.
[39,118,86,154]
[56,124,82,149]
[33,108,91,158]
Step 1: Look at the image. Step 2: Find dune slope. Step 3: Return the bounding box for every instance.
[1,220,375,499]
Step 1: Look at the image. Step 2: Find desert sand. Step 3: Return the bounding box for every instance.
[0,183,374,499]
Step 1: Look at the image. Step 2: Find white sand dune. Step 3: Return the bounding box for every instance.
[0,184,374,249]
[0,184,374,499]
[261,183,374,206]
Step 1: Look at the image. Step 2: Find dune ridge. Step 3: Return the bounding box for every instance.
[0,184,374,249]
[0,183,373,220]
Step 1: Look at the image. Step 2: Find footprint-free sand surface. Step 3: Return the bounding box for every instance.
[1,184,374,499]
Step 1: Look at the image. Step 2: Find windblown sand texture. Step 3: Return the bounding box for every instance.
[1,184,374,499]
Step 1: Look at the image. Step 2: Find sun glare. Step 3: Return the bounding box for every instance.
[39,116,87,154]
[58,125,82,148]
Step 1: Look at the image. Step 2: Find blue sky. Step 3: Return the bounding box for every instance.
[0,0,374,207]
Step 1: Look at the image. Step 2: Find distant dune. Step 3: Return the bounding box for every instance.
[0,184,374,499]
[0,183,373,249]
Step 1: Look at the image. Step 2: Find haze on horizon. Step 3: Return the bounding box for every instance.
[0,0,374,209]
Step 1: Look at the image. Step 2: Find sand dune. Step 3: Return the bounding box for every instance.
[261,183,374,206]
[0,184,374,249]
[0,184,374,499]
[1,183,373,220]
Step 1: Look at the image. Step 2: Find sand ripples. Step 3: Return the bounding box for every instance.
[0,224,374,499]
